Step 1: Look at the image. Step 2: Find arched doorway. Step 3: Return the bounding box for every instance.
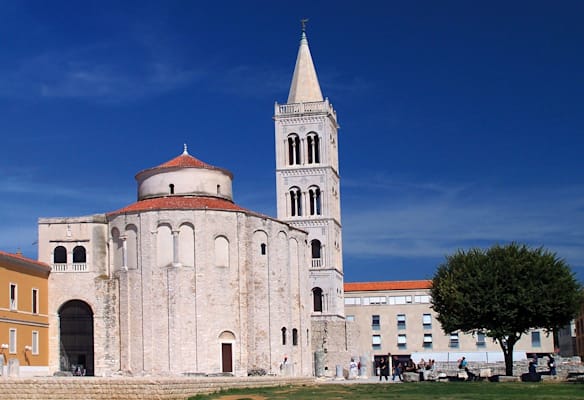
[59,300,94,376]
[219,331,236,373]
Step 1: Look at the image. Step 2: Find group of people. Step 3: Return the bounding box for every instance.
[526,354,556,381]
[376,353,559,383]
[377,356,437,381]
[417,358,436,371]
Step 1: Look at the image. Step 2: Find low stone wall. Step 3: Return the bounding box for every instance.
[0,376,315,400]
[431,356,583,380]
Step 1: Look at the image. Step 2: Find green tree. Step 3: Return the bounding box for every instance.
[431,243,582,376]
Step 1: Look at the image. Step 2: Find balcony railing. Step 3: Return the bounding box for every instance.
[311,258,323,268]
[275,99,337,120]
[52,263,88,273]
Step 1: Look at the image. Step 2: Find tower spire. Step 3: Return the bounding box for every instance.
[287,19,323,104]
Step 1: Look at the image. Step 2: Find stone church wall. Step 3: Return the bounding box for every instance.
[310,318,360,376]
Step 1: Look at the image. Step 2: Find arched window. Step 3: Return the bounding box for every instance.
[260,243,267,255]
[307,132,320,164]
[292,328,298,346]
[308,186,322,215]
[287,134,301,165]
[311,240,322,268]
[312,287,323,312]
[289,187,302,217]
[72,246,86,263]
[169,184,175,195]
[281,327,287,345]
[214,236,230,267]
[54,246,67,264]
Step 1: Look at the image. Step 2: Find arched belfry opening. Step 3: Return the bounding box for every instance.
[58,300,94,376]
[312,287,323,312]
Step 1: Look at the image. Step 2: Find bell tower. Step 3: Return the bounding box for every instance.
[274,24,344,319]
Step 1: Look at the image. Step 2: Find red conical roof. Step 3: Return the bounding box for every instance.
[136,145,232,180]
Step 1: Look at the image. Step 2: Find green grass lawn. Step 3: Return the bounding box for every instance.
[189,382,583,400]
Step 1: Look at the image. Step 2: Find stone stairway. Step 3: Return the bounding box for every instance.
[0,376,315,400]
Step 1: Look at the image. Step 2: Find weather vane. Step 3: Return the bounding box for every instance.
[301,18,309,32]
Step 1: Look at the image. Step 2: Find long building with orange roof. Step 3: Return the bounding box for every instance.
[344,279,553,371]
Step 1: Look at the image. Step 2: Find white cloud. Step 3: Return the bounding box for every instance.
[0,44,205,103]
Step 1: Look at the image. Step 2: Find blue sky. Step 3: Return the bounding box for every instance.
[1,1,583,283]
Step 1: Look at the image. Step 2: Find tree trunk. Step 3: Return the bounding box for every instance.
[499,336,519,376]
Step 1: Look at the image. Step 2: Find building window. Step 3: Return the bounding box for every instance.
[292,328,298,346]
[53,246,67,263]
[260,243,266,255]
[311,239,322,267]
[372,315,380,330]
[312,287,323,312]
[414,295,431,303]
[476,332,486,347]
[287,134,301,165]
[308,186,322,215]
[9,328,16,354]
[73,246,86,263]
[289,187,302,216]
[372,334,381,350]
[397,314,406,330]
[449,332,460,348]
[344,298,361,306]
[32,331,39,355]
[531,331,541,347]
[32,288,39,314]
[423,333,433,349]
[398,334,407,349]
[363,296,387,305]
[169,184,175,194]
[346,315,355,321]
[9,283,17,311]
[281,327,287,345]
[307,132,320,164]
[422,313,432,329]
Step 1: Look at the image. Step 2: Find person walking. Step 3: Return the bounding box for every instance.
[378,357,389,381]
[392,356,402,381]
[547,355,557,376]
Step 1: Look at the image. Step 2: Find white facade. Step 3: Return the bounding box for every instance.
[274,28,344,320]
[39,149,312,377]
[344,281,554,366]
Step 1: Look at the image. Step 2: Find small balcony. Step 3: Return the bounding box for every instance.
[311,258,323,268]
[51,263,88,273]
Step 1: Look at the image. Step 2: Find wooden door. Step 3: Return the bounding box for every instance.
[221,343,233,373]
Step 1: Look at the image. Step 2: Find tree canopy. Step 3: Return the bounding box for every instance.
[431,243,582,376]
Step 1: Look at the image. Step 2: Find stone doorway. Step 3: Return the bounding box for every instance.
[59,300,94,376]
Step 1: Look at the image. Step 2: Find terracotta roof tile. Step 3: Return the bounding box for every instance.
[344,280,432,292]
[107,196,255,217]
[155,153,213,169]
[0,250,51,272]
[136,153,233,179]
